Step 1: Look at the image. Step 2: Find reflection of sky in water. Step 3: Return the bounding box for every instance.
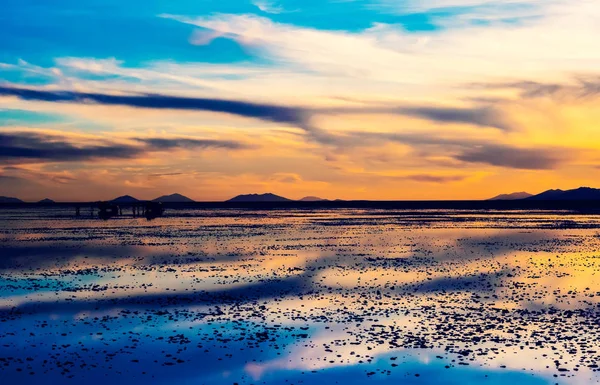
[1,208,599,384]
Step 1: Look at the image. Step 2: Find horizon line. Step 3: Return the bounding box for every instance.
[4,187,600,203]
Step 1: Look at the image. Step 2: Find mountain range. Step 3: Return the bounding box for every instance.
[489,187,600,201]
[525,187,600,200]
[298,196,328,202]
[152,193,195,203]
[4,187,600,203]
[0,196,23,203]
[488,192,533,200]
[108,193,195,203]
[110,195,140,204]
[227,193,292,202]
[232,188,600,202]
[227,193,332,202]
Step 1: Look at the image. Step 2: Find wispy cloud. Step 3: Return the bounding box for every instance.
[252,0,284,14]
[162,6,600,88]
[0,86,580,171]
[0,166,77,185]
[316,130,571,170]
[0,85,310,127]
[0,131,252,165]
[475,78,600,100]
[0,85,511,135]
[397,174,467,183]
[135,137,250,150]
[455,144,564,170]
[374,0,539,13]
[391,105,511,130]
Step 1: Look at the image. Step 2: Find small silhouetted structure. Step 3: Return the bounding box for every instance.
[91,201,164,220]
[144,202,164,220]
[98,202,119,220]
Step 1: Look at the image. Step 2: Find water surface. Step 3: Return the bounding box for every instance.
[1,207,599,384]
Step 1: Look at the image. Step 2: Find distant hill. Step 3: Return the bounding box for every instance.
[0,196,23,203]
[298,196,328,202]
[110,195,140,203]
[38,198,55,204]
[227,193,292,202]
[525,189,566,200]
[526,187,600,200]
[153,193,195,203]
[488,192,533,200]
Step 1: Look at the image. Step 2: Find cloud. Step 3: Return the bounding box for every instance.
[0,131,141,163]
[0,174,20,181]
[393,105,511,130]
[0,85,310,128]
[318,103,512,130]
[319,130,570,170]
[455,144,564,170]
[270,173,302,184]
[136,137,250,150]
[399,174,467,183]
[371,0,547,26]
[383,133,569,170]
[163,6,600,89]
[147,172,184,178]
[489,78,600,100]
[0,131,251,165]
[252,0,284,14]
[0,85,512,138]
[0,166,77,184]
[373,0,539,13]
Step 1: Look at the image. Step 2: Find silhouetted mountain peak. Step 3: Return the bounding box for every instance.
[153,193,195,203]
[298,196,328,202]
[38,198,55,204]
[110,195,140,203]
[0,196,23,203]
[488,192,533,201]
[227,193,292,202]
[526,187,600,200]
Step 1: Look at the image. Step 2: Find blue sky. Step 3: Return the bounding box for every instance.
[0,0,534,72]
[1,0,440,76]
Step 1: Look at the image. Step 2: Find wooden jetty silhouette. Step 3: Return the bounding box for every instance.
[76,201,164,220]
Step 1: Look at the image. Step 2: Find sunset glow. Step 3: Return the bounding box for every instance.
[2,0,600,201]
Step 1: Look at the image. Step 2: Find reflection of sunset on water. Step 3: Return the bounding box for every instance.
[1,208,599,384]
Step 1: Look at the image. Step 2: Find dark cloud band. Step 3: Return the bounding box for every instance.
[0,132,250,164]
[0,85,511,132]
[394,106,511,131]
[455,144,562,170]
[0,86,309,127]
[326,131,567,170]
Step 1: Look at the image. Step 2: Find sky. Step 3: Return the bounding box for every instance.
[1,0,600,201]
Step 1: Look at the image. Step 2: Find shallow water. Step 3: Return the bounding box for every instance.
[1,208,599,384]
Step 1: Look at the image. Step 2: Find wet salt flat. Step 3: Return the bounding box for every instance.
[1,207,600,385]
